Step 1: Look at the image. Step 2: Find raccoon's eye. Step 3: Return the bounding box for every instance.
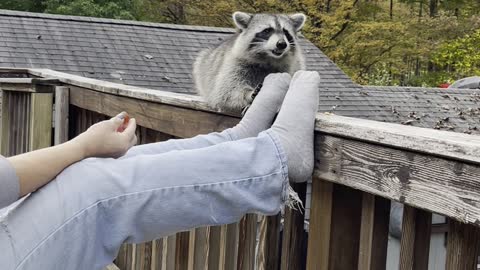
[262,27,273,34]
[283,28,294,43]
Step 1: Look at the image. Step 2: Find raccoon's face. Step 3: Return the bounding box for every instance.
[232,12,306,60]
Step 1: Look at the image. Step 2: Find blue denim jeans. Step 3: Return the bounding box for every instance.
[0,129,289,270]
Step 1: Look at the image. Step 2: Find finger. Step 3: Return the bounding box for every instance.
[111,114,125,129]
[122,118,137,138]
[113,111,127,120]
[129,134,138,148]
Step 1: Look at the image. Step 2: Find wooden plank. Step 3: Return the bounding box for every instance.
[175,231,190,270]
[166,235,176,270]
[188,230,195,270]
[370,197,390,270]
[446,219,480,270]
[358,194,391,270]
[114,244,128,269]
[1,91,10,155]
[328,184,362,270]
[153,239,164,270]
[399,206,432,270]
[306,179,332,270]
[314,133,480,226]
[54,86,69,145]
[135,243,147,270]
[193,227,210,270]
[29,92,53,150]
[21,68,480,163]
[224,223,239,270]
[104,264,121,270]
[208,226,223,270]
[69,87,239,138]
[237,214,257,270]
[28,68,235,115]
[281,182,307,270]
[358,194,376,270]
[257,215,280,270]
[316,113,480,164]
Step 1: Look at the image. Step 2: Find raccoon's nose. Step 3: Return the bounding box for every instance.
[276,40,287,50]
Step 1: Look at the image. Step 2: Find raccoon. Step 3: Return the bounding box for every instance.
[193,12,307,112]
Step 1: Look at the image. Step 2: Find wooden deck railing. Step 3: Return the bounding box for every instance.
[1,68,480,270]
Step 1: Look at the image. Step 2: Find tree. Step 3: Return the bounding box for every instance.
[43,0,140,20]
[433,29,480,80]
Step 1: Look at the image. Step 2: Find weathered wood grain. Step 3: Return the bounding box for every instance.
[28,69,237,116]
[369,196,390,270]
[193,227,210,270]
[257,215,280,270]
[29,92,53,150]
[357,194,391,270]
[316,113,480,164]
[208,226,223,270]
[399,206,432,270]
[314,134,480,226]
[281,182,307,270]
[446,219,480,270]
[175,232,190,270]
[224,223,239,270]
[358,194,375,270]
[1,91,11,155]
[54,86,69,145]
[69,87,239,138]
[104,264,121,270]
[328,184,362,270]
[237,214,256,270]
[306,179,333,270]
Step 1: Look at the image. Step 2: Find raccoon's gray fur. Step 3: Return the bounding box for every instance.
[193,12,307,111]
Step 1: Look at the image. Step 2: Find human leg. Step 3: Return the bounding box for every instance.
[0,131,288,270]
[121,73,291,158]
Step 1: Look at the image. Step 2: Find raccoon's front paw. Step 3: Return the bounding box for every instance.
[241,84,263,115]
[245,84,262,103]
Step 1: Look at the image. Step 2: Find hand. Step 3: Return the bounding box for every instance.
[72,112,138,158]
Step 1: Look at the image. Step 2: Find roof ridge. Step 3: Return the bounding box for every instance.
[0,9,236,34]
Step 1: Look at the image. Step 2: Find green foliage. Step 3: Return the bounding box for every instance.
[432,29,480,80]
[43,0,138,19]
[0,0,45,12]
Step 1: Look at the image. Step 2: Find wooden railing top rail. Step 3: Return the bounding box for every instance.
[2,67,480,226]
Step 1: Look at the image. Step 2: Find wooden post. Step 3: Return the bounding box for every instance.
[1,90,11,155]
[281,182,307,270]
[306,179,333,270]
[357,195,390,270]
[257,214,280,270]
[193,227,210,270]
[224,223,239,270]
[399,206,432,270]
[328,184,363,270]
[29,92,53,151]
[237,214,257,270]
[54,86,69,145]
[446,219,480,270]
[208,226,223,270]
[175,231,190,270]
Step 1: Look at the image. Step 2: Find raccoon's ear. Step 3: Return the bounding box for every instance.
[289,13,306,31]
[233,12,252,30]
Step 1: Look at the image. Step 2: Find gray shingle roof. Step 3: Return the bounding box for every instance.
[1,9,479,134]
[0,9,356,92]
[319,86,480,134]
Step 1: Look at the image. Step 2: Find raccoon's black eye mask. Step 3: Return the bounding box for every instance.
[256,27,274,39]
[283,29,295,45]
